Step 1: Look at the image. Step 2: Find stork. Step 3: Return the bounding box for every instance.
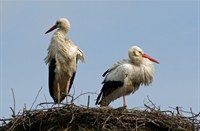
[96,46,159,108]
[44,18,85,104]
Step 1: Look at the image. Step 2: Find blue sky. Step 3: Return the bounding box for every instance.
[1,0,199,119]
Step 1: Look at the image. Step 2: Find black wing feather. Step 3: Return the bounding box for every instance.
[102,70,109,77]
[96,81,123,105]
[49,58,56,100]
[69,72,76,93]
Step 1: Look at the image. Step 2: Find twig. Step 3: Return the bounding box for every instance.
[102,114,112,129]
[73,92,98,102]
[11,88,16,117]
[68,107,75,124]
[43,94,48,108]
[8,117,21,131]
[146,96,158,110]
[38,102,56,105]
[87,95,90,109]
[9,107,15,118]
[30,87,43,110]
[144,104,154,112]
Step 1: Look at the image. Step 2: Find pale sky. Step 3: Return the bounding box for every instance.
[1,0,199,119]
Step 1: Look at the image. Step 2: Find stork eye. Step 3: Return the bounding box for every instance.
[138,51,142,54]
[56,21,61,25]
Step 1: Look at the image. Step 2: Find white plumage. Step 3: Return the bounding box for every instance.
[96,46,159,108]
[45,18,85,104]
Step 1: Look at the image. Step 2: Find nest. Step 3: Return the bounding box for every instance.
[1,102,200,131]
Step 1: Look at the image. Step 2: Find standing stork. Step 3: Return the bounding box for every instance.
[96,46,159,108]
[44,18,85,104]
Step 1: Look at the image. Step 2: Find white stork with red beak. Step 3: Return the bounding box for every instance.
[96,46,159,108]
[45,18,85,104]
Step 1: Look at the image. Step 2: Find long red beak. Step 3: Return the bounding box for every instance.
[45,24,57,34]
[142,54,160,64]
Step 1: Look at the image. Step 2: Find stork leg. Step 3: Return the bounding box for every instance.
[57,82,60,107]
[65,78,71,104]
[123,96,127,109]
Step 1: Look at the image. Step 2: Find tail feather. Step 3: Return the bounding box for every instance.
[49,58,56,101]
[95,91,103,105]
[96,81,124,106]
[69,72,76,93]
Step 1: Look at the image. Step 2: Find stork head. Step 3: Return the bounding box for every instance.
[128,46,160,65]
[45,18,71,34]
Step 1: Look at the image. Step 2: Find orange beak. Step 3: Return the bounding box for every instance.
[142,54,160,64]
[45,24,57,34]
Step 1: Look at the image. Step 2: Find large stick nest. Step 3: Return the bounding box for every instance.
[1,102,200,131]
